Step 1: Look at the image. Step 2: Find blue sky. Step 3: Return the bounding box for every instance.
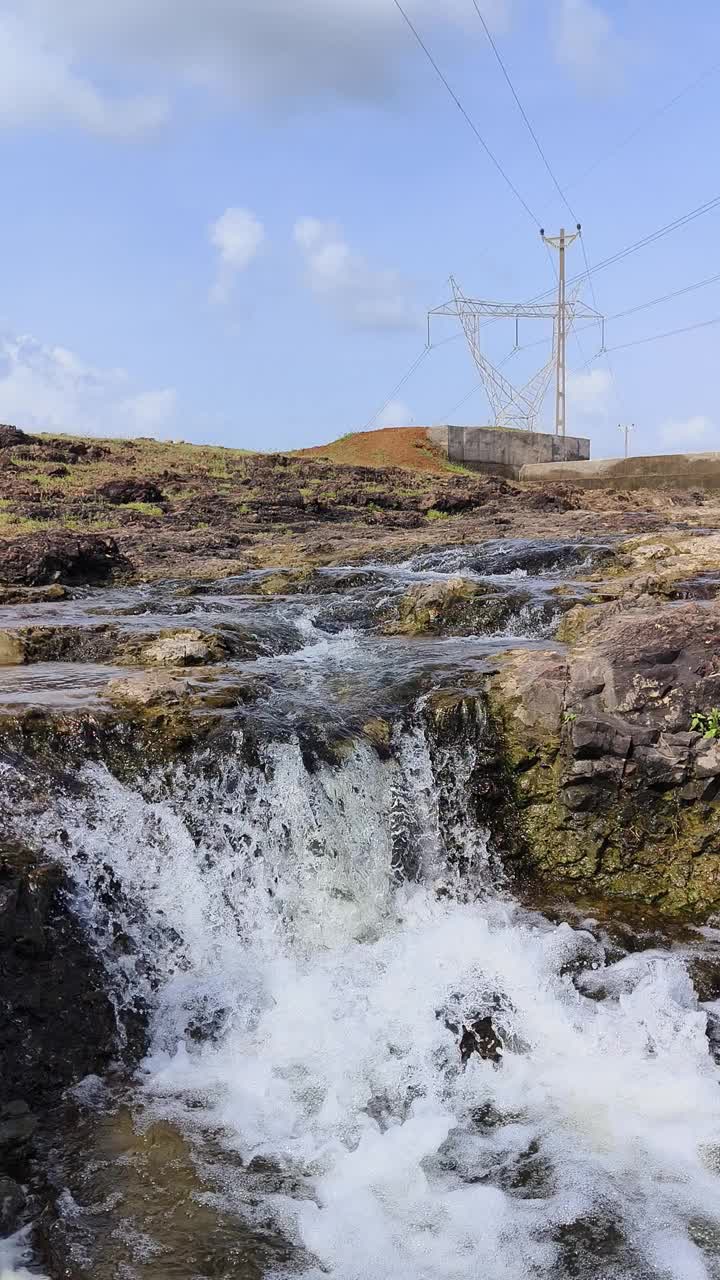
[0,0,718,459]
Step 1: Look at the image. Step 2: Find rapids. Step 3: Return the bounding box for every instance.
[1,539,719,1278]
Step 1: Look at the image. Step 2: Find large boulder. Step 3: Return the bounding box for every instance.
[0,532,131,585]
[489,601,720,916]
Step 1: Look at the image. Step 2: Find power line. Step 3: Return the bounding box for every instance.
[607,313,720,353]
[437,384,481,421]
[610,269,720,320]
[569,59,720,193]
[579,229,626,415]
[469,0,578,223]
[361,332,462,431]
[565,193,720,291]
[361,345,430,431]
[390,0,540,226]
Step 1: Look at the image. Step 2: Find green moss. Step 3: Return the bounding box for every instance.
[425,508,450,522]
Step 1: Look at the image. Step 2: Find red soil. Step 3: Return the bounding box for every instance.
[295,427,449,475]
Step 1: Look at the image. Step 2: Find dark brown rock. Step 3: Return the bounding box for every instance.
[0,532,131,585]
[0,423,33,449]
[97,478,165,505]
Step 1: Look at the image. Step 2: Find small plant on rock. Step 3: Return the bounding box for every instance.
[690,708,720,739]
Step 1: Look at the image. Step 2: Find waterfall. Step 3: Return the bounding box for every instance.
[3,713,720,1279]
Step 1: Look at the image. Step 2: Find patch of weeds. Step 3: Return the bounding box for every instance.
[690,709,720,739]
[426,508,450,522]
[443,462,476,477]
[121,501,164,517]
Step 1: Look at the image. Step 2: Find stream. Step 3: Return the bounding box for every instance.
[1,538,719,1279]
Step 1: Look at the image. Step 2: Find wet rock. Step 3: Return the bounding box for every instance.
[689,954,720,1002]
[246,569,313,595]
[0,1102,38,1156]
[0,532,131,586]
[0,845,117,1113]
[0,623,120,665]
[0,1173,25,1233]
[362,717,392,756]
[489,600,720,916]
[459,1016,503,1064]
[97,478,165,505]
[0,630,25,664]
[0,583,68,605]
[136,627,229,667]
[105,670,191,709]
[385,576,524,636]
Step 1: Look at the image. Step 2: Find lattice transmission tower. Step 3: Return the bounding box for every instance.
[429,232,602,435]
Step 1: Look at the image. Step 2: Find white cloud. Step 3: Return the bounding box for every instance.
[378,399,414,427]
[209,207,265,305]
[0,14,168,137]
[293,217,419,331]
[553,0,625,90]
[566,366,612,420]
[0,334,177,438]
[659,415,717,451]
[0,0,508,134]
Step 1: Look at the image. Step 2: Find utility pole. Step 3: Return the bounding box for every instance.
[541,224,582,437]
[618,422,635,458]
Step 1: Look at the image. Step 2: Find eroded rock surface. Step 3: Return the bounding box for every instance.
[490,600,720,914]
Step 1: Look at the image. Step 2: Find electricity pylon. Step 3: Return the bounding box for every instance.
[428,270,601,434]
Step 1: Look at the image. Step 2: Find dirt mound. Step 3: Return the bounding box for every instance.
[296,427,450,474]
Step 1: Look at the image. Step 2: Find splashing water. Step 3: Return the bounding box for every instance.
[7,719,720,1279]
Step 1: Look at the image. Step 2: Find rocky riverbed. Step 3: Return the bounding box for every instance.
[2,438,720,1277]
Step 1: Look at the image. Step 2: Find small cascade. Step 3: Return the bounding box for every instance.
[2,703,720,1279]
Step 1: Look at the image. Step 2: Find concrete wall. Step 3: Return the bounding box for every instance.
[519,452,720,491]
[427,425,590,479]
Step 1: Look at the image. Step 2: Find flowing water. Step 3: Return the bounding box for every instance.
[2,539,720,1279]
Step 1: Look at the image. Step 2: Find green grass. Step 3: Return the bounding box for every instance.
[120,501,164,517]
[426,508,450,522]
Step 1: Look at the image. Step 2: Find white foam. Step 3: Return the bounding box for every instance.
[0,1231,47,1279]
[9,728,720,1278]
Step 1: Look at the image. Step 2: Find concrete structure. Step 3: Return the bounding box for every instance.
[519,452,720,491]
[427,425,590,480]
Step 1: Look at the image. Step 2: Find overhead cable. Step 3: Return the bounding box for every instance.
[470,0,578,222]
[391,0,540,226]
